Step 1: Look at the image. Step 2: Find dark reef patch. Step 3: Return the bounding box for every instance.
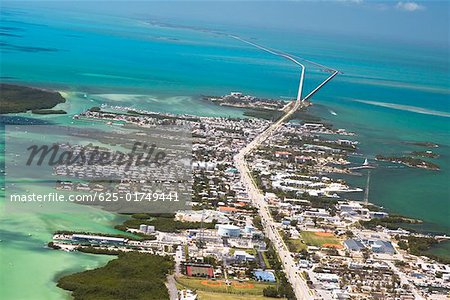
[0,42,59,53]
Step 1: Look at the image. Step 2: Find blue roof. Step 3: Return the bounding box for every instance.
[344,239,365,251]
[253,270,276,282]
[372,240,396,254]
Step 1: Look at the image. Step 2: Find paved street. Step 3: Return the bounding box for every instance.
[234,99,316,300]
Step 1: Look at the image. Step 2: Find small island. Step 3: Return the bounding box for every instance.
[0,83,65,114]
[410,150,439,159]
[403,141,439,148]
[205,91,314,122]
[375,155,440,170]
[31,109,67,115]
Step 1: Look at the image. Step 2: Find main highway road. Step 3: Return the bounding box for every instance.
[234,99,316,299]
[232,37,339,300]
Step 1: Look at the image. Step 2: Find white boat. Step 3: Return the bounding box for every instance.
[178,289,197,300]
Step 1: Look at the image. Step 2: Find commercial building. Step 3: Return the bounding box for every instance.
[233,250,255,262]
[139,224,155,234]
[216,224,241,237]
[344,239,365,252]
[344,238,396,254]
[183,263,214,278]
[71,234,127,245]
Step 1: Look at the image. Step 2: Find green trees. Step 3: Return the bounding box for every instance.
[263,286,279,297]
[397,240,408,250]
[263,242,296,299]
[57,252,174,300]
[359,215,421,230]
[0,84,65,113]
[394,236,450,264]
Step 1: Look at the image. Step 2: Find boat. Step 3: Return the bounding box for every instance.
[178,289,197,300]
[349,157,376,170]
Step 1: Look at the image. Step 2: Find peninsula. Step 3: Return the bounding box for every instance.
[0,83,65,114]
[204,92,289,111]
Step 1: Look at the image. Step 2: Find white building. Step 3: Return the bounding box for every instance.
[233,250,255,262]
[216,224,241,237]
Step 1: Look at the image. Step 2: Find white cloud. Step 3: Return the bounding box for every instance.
[395,2,425,12]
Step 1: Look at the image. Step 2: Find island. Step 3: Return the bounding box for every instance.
[375,155,440,170]
[402,141,439,148]
[0,83,65,114]
[410,150,439,159]
[31,109,67,115]
[204,91,318,122]
[204,92,289,111]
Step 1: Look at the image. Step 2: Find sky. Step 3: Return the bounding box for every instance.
[2,1,449,46]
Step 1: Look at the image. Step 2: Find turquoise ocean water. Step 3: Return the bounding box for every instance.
[0,5,449,299]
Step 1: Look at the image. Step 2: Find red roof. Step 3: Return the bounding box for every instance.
[218,206,238,212]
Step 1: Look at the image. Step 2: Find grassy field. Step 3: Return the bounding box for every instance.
[301,231,342,248]
[196,291,277,300]
[287,239,307,252]
[176,276,275,296]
